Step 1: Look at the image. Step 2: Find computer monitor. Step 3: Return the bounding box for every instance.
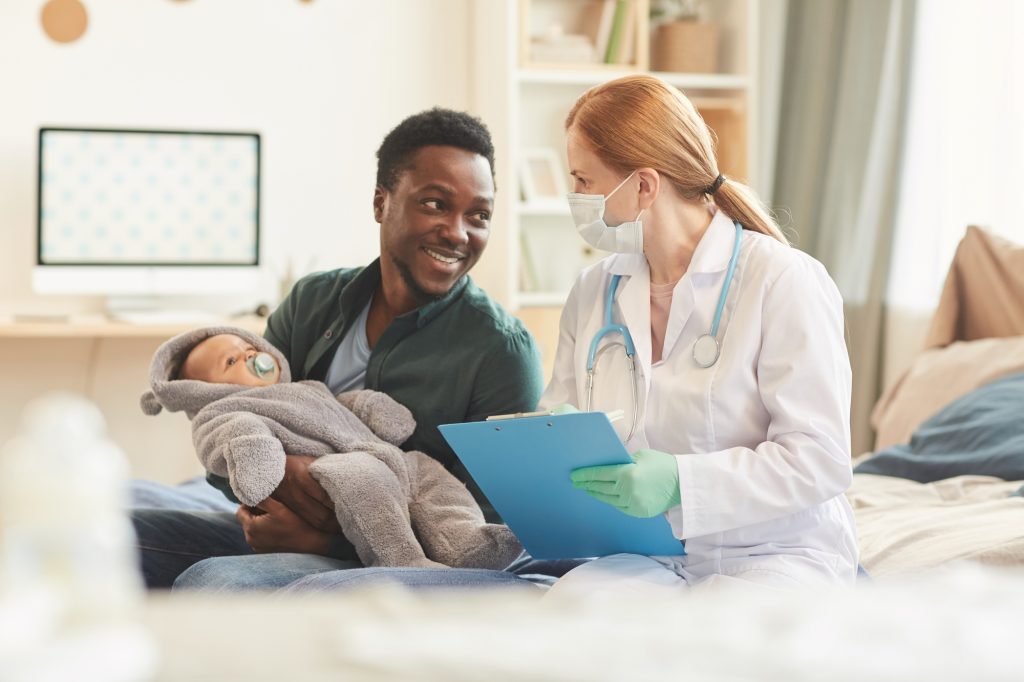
[34,127,262,317]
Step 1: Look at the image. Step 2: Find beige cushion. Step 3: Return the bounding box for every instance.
[923,226,1024,349]
[871,336,1024,450]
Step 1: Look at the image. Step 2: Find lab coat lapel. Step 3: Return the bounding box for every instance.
[615,268,652,395]
[661,211,736,362]
[659,277,695,363]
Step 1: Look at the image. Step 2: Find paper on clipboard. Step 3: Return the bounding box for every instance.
[439,412,684,560]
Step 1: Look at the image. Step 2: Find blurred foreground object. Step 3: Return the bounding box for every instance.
[0,393,157,681]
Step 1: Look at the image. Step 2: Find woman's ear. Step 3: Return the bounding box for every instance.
[636,168,660,209]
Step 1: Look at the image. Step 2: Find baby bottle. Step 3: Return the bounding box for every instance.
[0,392,157,680]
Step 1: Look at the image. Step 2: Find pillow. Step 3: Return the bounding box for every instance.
[922,226,1024,349]
[871,336,1024,450]
[856,372,1024,482]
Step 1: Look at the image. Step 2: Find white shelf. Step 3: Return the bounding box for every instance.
[517,201,570,217]
[653,71,749,90]
[518,68,748,90]
[517,291,569,308]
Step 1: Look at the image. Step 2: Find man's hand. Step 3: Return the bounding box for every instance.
[270,455,342,533]
[236,497,332,555]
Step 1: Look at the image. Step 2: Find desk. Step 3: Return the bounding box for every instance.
[0,314,266,338]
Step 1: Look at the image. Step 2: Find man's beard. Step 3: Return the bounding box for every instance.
[391,254,445,306]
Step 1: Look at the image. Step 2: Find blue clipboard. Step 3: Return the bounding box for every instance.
[439,412,684,560]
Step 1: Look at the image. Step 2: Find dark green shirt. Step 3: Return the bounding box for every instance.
[208,259,543,520]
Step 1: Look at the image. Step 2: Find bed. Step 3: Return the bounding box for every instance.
[846,226,1024,577]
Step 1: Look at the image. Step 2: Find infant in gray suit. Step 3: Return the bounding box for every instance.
[140,325,522,570]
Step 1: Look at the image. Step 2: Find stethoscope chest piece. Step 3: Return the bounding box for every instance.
[692,334,720,368]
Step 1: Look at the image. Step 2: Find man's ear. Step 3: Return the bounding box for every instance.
[373,186,387,224]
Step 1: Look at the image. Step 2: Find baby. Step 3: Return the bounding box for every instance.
[140,325,522,570]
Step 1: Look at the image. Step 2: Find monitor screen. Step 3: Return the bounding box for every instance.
[37,128,260,267]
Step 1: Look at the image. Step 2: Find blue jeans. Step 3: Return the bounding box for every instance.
[175,554,540,593]
[131,477,254,588]
[131,478,585,592]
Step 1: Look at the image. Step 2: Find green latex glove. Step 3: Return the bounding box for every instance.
[570,449,681,518]
[549,403,580,415]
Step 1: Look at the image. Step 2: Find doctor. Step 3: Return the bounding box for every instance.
[542,75,859,592]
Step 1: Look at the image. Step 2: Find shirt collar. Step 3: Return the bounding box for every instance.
[688,208,739,274]
[340,258,470,328]
[413,273,470,327]
[603,208,738,277]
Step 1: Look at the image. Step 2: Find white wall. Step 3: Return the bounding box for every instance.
[0,0,474,479]
[0,0,472,315]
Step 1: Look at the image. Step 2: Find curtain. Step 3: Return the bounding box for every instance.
[885,0,1024,378]
[765,0,917,455]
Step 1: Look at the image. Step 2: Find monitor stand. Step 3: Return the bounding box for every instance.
[105,296,223,325]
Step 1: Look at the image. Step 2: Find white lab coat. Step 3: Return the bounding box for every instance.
[541,209,859,591]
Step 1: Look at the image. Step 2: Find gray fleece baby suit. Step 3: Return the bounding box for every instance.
[140,325,522,570]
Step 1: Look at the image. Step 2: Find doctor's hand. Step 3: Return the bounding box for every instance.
[236,497,332,555]
[270,455,343,534]
[570,448,681,518]
[549,403,580,415]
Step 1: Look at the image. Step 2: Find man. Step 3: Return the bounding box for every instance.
[133,108,545,590]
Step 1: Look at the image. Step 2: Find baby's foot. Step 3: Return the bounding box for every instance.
[451,524,524,571]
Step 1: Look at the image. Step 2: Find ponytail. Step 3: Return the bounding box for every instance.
[710,177,789,245]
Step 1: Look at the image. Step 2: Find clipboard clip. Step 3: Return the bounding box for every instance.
[486,409,626,423]
[486,410,552,421]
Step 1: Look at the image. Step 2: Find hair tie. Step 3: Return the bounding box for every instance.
[706,174,726,195]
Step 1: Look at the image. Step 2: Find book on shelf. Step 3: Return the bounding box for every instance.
[519,230,540,292]
[582,0,617,64]
[616,0,636,65]
[530,34,596,65]
[603,0,628,63]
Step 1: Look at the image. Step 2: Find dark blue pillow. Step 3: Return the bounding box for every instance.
[855,372,1024,483]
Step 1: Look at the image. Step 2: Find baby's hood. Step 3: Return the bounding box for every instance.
[139,325,292,419]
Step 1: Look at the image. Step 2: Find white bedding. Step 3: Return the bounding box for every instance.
[848,473,1024,576]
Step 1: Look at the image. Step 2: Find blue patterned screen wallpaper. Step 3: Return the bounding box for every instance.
[38,129,260,265]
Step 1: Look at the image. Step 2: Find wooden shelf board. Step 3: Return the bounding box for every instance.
[518,68,747,90]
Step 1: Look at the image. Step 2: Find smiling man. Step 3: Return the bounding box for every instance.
[132,109,546,590]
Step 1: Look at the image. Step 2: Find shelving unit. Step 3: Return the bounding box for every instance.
[471,0,758,376]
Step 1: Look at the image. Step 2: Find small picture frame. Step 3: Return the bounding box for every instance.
[519,148,568,204]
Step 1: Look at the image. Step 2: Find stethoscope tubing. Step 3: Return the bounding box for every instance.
[585,221,744,442]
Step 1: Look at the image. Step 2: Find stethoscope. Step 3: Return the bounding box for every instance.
[585,221,744,440]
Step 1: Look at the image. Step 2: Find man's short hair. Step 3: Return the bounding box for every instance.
[375,108,496,191]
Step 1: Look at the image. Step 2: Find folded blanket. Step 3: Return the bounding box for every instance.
[855,372,1024,483]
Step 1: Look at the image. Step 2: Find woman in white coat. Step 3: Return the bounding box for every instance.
[543,75,859,592]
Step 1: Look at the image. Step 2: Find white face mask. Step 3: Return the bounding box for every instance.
[566,170,644,254]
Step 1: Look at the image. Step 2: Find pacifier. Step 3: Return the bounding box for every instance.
[245,352,278,381]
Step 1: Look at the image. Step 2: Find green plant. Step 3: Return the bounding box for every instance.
[650,0,702,22]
